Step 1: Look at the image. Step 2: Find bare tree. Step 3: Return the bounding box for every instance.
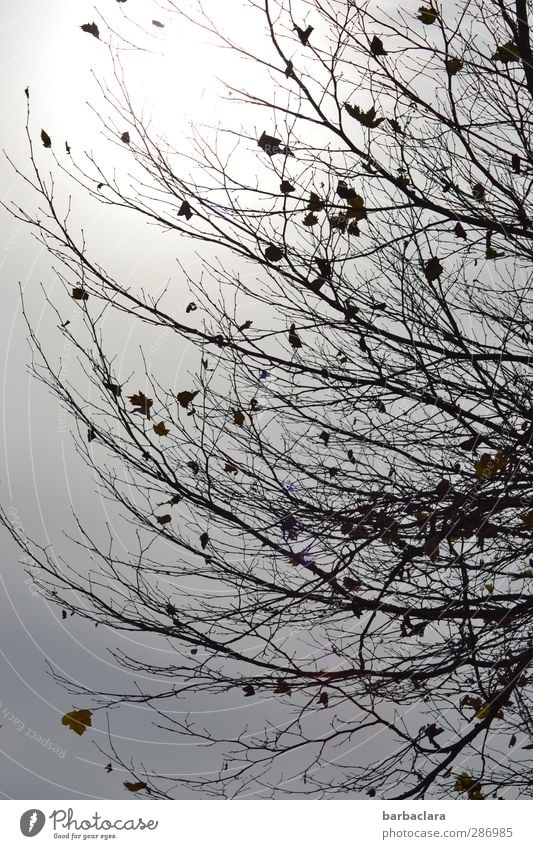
[3,0,533,799]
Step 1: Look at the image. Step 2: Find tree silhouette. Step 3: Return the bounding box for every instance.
[3,0,533,799]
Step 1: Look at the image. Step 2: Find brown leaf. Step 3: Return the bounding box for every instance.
[424,257,443,282]
[474,452,507,478]
[294,24,313,46]
[124,781,148,793]
[370,36,387,56]
[157,514,171,525]
[104,381,121,397]
[61,709,92,736]
[233,409,246,427]
[177,390,199,408]
[423,535,440,561]
[265,244,284,262]
[435,479,451,499]
[153,421,170,437]
[178,200,193,220]
[80,22,99,39]
[200,532,209,549]
[288,323,302,348]
[72,287,88,300]
[129,391,153,417]
[41,129,52,148]
[280,180,295,194]
[343,576,362,592]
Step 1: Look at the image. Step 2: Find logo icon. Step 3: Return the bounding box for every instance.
[20,810,46,837]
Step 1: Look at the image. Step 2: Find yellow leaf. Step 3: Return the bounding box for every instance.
[474,452,507,478]
[485,582,494,594]
[418,5,438,24]
[346,193,367,220]
[476,702,503,720]
[61,709,92,736]
[446,57,464,75]
[492,42,520,63]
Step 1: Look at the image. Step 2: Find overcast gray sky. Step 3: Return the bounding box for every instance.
[0,0,433,801]
[0,0,230,800]
[0,0,324,801]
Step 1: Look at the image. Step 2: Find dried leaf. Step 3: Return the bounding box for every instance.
[492,42,520,63]
[72,287,88,300]
[446,57,463,75]
[80,22,100,39]
[474,451,507,478]
[370,36,387,56]
[41,129,52,148]
[265,244,284,262]
[288,323,302,348]
[61,709,92,736]
[178,200,193,220]
[177,390,199,408]
[346,193,367,220]
[294,24,313,46]
[124,781,148,793]
[129,391,152,417]
[417,6,438,24]
[345,103,384,128]
[258,132,292,157]
[153,421,170,437]
[424,257,443,282]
